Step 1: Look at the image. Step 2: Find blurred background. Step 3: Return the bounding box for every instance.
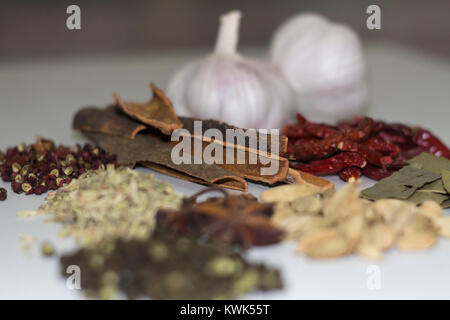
[1,0,450,62]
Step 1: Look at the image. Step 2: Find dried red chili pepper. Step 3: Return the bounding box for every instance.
[362,164,394,180]
[291,152,366,176]
[304,122,339,139]
[286,113,450,181]
[413,129,450,159]
[290,138,339,162]
[363,137,399,157]
[282,124,310,139]
[338,167,362,181]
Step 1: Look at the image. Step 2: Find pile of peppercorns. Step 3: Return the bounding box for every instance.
[0,138,117,199]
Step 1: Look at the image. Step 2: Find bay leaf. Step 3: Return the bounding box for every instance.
[362,166,440,201]
[406,192,449,205]
[441,169,450,194]
[387,166,440,187]
[407,152,450,174]
[362,181,415,201]
[417,179,447,194]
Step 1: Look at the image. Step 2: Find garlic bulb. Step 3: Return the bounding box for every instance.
[270,13,368,123]
[167,10,294,130]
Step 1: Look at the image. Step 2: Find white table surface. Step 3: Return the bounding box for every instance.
[0,43,449,299]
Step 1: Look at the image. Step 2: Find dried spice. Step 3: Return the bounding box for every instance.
[286,168,334,192]
[363,153,450,207]
[74,97,290,189]
[284,113,450,181]
[60,231,283,300]
[0,138,117,196]
[178,117,288,156]
[441,169,450,194]
[156,188,283,249]
[0,188,6,201]
[114,83,183,135]
[73,106,147,139]
[22,166,182,247]
[86,132,248,191]
[267,181,449,260]
[41,242,55,257]
[362,166,440,201]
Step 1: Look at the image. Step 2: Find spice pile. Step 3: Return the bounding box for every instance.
[363,152,450,208]
[283,114,450,181]
[72,84,325,192]
[60,231,283,300]
[157,188,283,249]
[263,181,450,259]
[0,137,116,197]
[21,166,182,247]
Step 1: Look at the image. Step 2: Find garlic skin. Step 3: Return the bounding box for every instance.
[167,11,294,130]
[270,13,368,123]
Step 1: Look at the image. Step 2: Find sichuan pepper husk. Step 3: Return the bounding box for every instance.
[284,113,450,181]
[156,188,284,249]
[60,230,283,300]
[0,137,117,196]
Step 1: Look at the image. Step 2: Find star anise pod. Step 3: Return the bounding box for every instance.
[156,188,283,249]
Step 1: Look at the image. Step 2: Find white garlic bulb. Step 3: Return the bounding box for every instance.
[167,10,294,130]
[270,12,368,123]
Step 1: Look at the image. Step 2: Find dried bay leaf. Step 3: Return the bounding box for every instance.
[441,169,450,194]
[114,83,183,135]
[407,152,450,174]
[406,191,448,205]
[362,166,440,201]
[441,199,450,209]
[387,166,440,187]
[417,179,446,194]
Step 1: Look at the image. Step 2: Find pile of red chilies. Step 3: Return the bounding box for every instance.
[283,114,450,181]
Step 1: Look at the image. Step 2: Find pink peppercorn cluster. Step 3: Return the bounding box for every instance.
[0,138,117,196]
